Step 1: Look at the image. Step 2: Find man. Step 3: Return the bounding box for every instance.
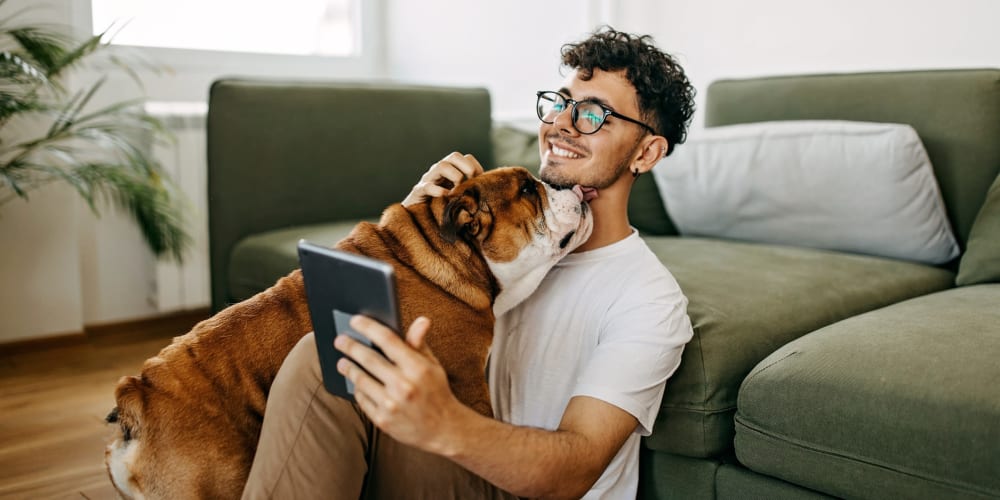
[243,27,695,499]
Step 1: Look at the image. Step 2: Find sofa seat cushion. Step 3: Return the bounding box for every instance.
[640,236,955,458]
[716,464,834,500]
[227,221,362,304]
[735,285,1000,499]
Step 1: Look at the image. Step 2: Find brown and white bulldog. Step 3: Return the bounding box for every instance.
[104,166,593,499]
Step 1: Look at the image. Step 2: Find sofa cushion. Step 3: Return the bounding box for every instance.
[957,172,1000,286]
[703,69,1000,248]
[227,221,362,305]
[639,450,722,500]
[641,236,955,458]
[734,285,1000,499]
[716,464,833,500]
[654,120,960,264]
[630,172,679,237]
[207,80,493,311]
[491,124,541,174]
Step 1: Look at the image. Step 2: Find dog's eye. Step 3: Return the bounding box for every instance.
[520,180,537,196]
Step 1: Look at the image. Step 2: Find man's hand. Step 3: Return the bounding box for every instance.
[334,315,468,452]
[336,315,638,498]
[401,152,485,207]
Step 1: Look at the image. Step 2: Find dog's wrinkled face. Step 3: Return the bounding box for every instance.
[441,166,593,315]
[106,374,245,500]
[105,377,150,500]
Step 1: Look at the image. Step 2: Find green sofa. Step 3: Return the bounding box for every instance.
[207,69,1000,499]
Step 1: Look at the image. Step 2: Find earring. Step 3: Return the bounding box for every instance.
[632,169,640,178]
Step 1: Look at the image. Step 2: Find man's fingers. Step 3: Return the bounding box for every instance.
[351,315,437,377]
[406,316,436,358]
[334,334,397,386]
[412,181,449,199]
[349,315,411,364]
[403,152,485,207]
[337,356,389,407]
[442,151,484,180]
[340,316,440,420]
[422,183,449,198]
[427,162,466,188]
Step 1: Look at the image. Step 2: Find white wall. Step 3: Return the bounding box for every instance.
[0,1,86,342]
[0,185,85,342]
[617,0,1000,130]
[382,0,614,123]
[3,0,999,343]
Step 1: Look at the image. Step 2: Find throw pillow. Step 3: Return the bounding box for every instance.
[957,172,1000,285]
[653,120,960,265]
[491,124,541,175]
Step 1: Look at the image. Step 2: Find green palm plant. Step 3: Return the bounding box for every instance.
[0,3,189,261]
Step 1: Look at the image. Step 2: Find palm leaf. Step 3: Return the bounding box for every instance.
[71,92,145,129]
[19,160,97,208]
[76,163,190,262]
[0,158,27,197]
[0,102,162,171]
[97,20,153,88]
[7,26,70,74]
[45,76,106,137]
[0,7,190,260]
[45,31,104,80]
[0,89,48,124]
[0,51,49,85]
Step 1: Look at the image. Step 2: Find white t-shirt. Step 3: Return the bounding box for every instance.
[489,230,694,499]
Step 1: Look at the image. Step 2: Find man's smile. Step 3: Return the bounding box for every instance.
[550,144,583,159]
[545,138,587,160]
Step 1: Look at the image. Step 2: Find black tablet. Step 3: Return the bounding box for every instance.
[297,240,402,400]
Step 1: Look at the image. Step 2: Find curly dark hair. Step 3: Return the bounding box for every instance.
[561,26,695,156]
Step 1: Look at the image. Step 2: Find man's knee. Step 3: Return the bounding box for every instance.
[245,332,371,499]
[274,332,322,387]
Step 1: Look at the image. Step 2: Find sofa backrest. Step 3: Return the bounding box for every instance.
[207,79,493,311]
[701,68,1000,250]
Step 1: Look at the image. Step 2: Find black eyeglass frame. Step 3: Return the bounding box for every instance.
[536,90,657,136]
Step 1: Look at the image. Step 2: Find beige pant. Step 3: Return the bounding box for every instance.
[242,333,518,500]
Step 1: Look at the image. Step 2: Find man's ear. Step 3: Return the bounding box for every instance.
[440,192,481,243]
[633,135,670,175]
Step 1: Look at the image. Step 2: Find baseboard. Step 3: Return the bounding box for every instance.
[0,331,89,356]
[0,308,212,356]
[85,307,212,341]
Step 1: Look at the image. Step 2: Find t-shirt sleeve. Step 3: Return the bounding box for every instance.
[570,272,694,436]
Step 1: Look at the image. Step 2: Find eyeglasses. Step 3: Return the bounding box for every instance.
[536,90,657,136]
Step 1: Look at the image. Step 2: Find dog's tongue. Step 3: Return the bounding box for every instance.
[575,185,599,202]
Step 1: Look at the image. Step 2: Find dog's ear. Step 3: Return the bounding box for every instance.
[441,189,481,243]
[112,375,144,441]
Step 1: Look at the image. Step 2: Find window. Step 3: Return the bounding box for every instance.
[91,0,360,57]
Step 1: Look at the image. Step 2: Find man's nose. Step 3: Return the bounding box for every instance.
[552,106,579,136]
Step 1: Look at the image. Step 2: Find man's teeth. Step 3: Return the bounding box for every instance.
[551,144,582,159]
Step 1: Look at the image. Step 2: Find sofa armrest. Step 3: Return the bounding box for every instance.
[207,79,493,311]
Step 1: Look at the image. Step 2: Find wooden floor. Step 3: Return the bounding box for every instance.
[0,310,209,500]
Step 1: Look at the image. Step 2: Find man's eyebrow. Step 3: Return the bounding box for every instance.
[558,87,613,109]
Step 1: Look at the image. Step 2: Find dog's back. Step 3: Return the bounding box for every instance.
[105,211,496,499]
[104,167,591,499]
[105,270,311,498]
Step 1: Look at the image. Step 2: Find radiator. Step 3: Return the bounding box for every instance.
[147,102,211,313]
